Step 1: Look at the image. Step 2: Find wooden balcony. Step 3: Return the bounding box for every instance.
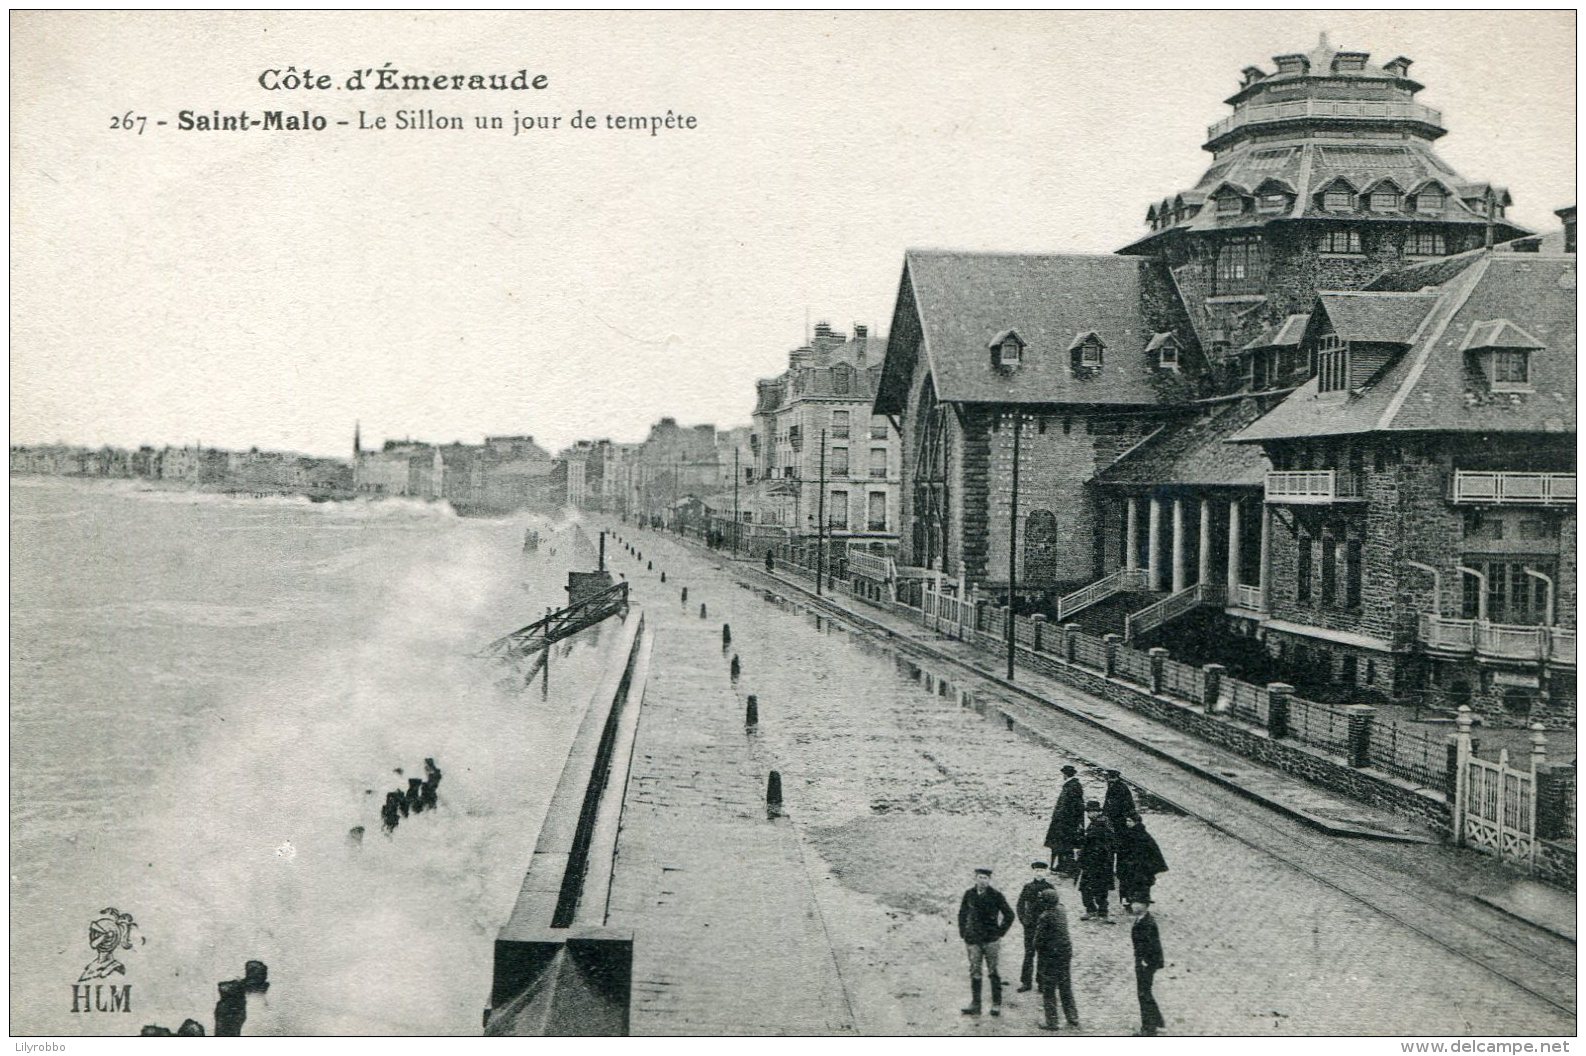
[1417,614,1576,667]
[1450,471,1575,506]
[1265,470,1364,504]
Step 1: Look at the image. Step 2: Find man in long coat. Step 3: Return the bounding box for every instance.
[1102,769,1137,827]
[1031,888,1080,1031]
[1076,801,1117,921]
[1043,765,1084,875]
[1116,813,1169,908]
[1130,896,1167,1036]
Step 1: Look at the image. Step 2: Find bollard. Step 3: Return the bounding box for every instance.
[1148,647,1168,695]
[746,694,759,729]
[661,571,667,583]
[681,586,688,604]
[730,655,741,682]
[647,561,652,570]
[700,603,708,619]
[1103,634,1121,679]
[766,770,783,818]
[722,623,732,648]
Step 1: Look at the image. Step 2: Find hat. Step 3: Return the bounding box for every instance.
[1106,769,1121,779]
[1030,860,1048,870]
[1060,765,1077,776]
[974,867,993,876]
[1085,799,1102,811]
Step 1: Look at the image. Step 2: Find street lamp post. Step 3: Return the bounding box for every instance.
[1008,412,1022,680]
[816,429,827,596]
[733,447,741,555]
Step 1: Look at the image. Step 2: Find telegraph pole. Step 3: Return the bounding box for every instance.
[1008,412,1022,680]
[816,429,827,596]
[733,447,741,555]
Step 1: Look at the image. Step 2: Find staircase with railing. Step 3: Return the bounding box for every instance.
[1055,567,1150,622]
[1125,582,1227,642]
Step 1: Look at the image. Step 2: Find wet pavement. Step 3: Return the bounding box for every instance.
[599,525,1575,1037]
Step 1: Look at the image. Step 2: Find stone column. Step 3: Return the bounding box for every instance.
[1125,498,1139,572]
[1198,498,1212,587]
[1265,682,1292,740]
[1345,705,1375,768]
[1171,499,1187,594]
[1104,634,1121,678]
[1149,646,1169,695]
[1031,614,1046,652]
[1257,503,1271,610]
[1147,497,1163,592]
[1227,499,1243,599]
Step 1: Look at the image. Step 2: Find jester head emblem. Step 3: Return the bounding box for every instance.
[79,908,140,982]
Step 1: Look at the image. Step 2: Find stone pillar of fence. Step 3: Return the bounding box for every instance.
[1265,683,1293,740]
[1534,756,1572,843]
[1064,624,1081,664]
[975,601,987,633]
[1448,705,1475,845]
[1103,634,1121,678]
[1148,647,1168,695]
[1031,614,1046,652]
[1201,663,1226,715]
[1344,704,1375,768]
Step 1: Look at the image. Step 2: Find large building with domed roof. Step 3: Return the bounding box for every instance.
[873,36,1574,724]
[1118,35,1530,366]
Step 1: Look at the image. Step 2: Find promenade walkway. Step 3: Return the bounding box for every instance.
[604,591,855,1035]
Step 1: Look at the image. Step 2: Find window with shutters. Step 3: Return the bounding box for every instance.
[869,447,887,479]
[867,491,886,531]
[831,410,850,439]
[830,446,849,477]
[828,490,849,529]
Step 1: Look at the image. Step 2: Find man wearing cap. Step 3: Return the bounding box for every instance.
[1103,770,1137,829]
[1043,765,1085,877]
[1032,888,1080,1031]
[1129,896,1166,1036]
[1014,860,1055,993]
[1076,800,1117,922]
[957,867,1015,1017]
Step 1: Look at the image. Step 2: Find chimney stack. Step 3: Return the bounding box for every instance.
[853,324,868,366]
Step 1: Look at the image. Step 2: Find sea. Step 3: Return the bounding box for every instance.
[10,477,611,1035]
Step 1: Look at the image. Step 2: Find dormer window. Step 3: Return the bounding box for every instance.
[1259,193,1288,213]
[1415,190,1444,213]
[1316,333,1349,393]
[1461,318,1542,394]
[1369,188,1401,212]
[1146,331,1181,371]
[989,329,1026,368]
[1217,193,1244,216]
[1492,350,1531,388]
[1068,331,1106,372]
[1324,188,1354,212]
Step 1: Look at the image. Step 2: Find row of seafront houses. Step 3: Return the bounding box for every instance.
[632,38,1578,735]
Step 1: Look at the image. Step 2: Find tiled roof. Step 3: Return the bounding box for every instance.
[875,251,1191,411]
[1231,252,1576,441]
[1095,398,1271,487]
[1315,291,1440,344]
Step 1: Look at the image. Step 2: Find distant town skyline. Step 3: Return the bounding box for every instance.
[12,11,1574,457]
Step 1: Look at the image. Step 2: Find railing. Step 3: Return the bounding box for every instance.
[1226,679,1268,725]
[845,548,894,585]
[1367,721,1446,788]
[1125,581,1225,641]
[1115,647,1155,686]
[1265,470,1364,504]
[1071,633,1108,671]
[1451,471,1575,506]
[1418,613,1576,665]
[1056,567,1149,621]
[1463,750,1536,866]
[1160,658,1204,703]
[1208,98,1443,141]
[1232,583,1265,612]
[1288,696,1352,753]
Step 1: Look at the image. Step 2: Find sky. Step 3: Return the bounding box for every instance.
[11,10,1576,457]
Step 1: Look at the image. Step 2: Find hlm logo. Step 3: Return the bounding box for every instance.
[71,907,141,1013]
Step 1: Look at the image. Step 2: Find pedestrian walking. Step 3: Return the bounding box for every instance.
[1129,897,1166,1036]
[1102,769,1137,828]
[1031,889,1080,1031]
[957,867,1014,1018]
[1076,801,1117,922]
[1043,765,1085,877]
[1014,860,1055,993]
[1116,813,1169,908]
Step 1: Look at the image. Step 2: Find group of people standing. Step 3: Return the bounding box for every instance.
[379,757,443,833]
[954,766,1170,1036]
